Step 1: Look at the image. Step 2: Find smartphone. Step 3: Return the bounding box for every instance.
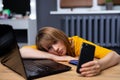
[76,43,95,73]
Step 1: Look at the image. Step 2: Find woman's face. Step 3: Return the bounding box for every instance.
[45,40,67,56]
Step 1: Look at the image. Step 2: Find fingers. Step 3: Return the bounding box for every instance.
[81,70,97,77]
[79,61,101,77]
[80,66,100,77]
[81,60,98,67]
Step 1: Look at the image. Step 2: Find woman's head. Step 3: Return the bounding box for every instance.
[36,27,75,56]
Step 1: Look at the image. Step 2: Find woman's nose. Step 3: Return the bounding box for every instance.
[52,45,59,52]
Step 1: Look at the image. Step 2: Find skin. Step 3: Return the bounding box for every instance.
[20,40,120,77]
[44,40,67,56]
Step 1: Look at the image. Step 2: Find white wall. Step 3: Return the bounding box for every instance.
[30,0,36,19]
[0,0,3,11]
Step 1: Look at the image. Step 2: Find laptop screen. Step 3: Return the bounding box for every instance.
[0,24,27,79]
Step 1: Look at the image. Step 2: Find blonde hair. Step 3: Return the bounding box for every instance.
[36,27,75,57]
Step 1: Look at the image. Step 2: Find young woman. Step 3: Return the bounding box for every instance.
[20,26,120,77]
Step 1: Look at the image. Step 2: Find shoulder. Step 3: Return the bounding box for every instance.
[68,36,84,42]
[69,36,81,40]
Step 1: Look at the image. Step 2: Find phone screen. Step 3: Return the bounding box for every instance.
[76,43,95,73]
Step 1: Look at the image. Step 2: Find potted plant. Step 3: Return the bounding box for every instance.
[105,0,113,10]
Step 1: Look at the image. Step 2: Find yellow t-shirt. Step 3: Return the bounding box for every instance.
[69,36,112,59]
[24,36,112,59]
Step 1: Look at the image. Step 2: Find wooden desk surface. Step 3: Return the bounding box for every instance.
[0,62,120,80]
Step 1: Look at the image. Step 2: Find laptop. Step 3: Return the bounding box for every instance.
[0,24,71,80]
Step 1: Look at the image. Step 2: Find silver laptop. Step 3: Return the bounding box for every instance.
[0,24,71,80]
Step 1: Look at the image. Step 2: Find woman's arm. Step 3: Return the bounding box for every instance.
[79,51,120,77]
[98,51,120,70]
[20,47,76,61]
[20,47,55,59]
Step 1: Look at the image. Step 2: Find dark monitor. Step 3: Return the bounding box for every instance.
[3,0,31,16]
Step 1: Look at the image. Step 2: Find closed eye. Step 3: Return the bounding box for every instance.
[48,46,52,50]
[46,40,58,51]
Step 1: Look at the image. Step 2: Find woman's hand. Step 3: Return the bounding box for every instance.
[79,60,101,77]
[78,51,120,77]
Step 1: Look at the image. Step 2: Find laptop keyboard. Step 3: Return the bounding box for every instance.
[23,60,49,77]
[22,59,71,78]
[23,60,47,72]
[33,59,70,71]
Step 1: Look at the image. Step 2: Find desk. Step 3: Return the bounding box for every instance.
[0,62,120,80]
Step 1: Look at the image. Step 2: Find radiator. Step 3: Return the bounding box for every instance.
[63,15,120,47]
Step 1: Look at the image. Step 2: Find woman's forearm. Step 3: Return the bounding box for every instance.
[98,51,120,71]
[20,47,57,59]
[19,47,76,61]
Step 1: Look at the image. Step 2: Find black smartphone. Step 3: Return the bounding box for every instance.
[76,43,95,73]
